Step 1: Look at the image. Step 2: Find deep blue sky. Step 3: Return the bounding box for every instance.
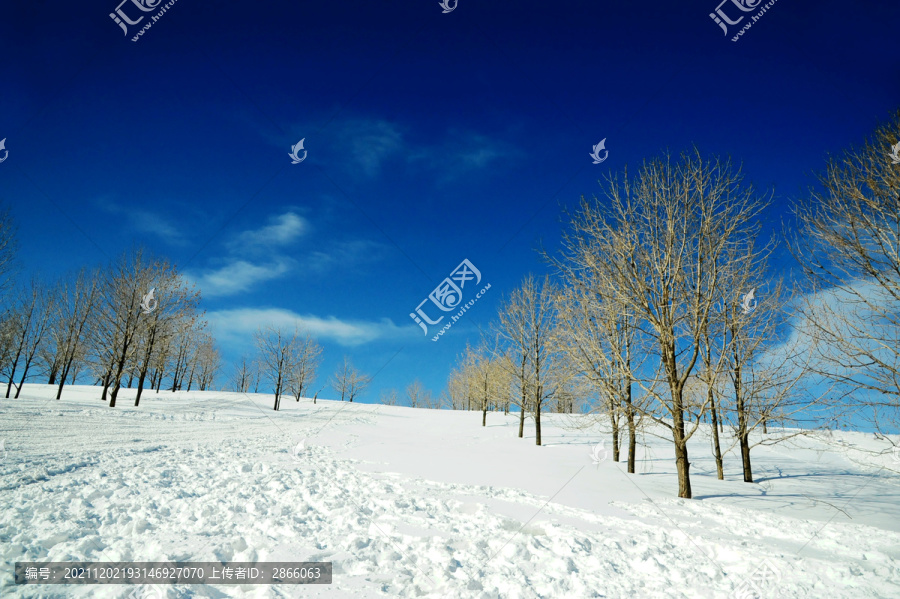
[1,0,897,404]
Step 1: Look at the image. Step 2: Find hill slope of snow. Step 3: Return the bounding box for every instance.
[1,385,899,598]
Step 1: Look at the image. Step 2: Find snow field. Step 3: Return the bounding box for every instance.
[1,385,899,598]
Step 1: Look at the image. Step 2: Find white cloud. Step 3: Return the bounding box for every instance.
[232,212,308,250]
[207,307,409,346]
[188,259,294,297]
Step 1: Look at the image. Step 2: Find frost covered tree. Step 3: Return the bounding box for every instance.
[2,278,52,398]
[792,111,900,443]
[92,249,161,407]
[561,150,770,497]
[289,332,322,401]
[231,355,258,393]
[495,275,563,445]
[331,356,369,402]
[132,266,202,406]
[45,268,98,399]
[553,278,645,473]
[255,325,300,410]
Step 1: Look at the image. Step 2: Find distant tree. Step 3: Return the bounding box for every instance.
[45,268,99,399]
[194,333,220,391]
[289,332,322,401]
[231,355,257,393]
[330,356,369,402]
[380,388,399,406]
[495,275,562,445]
[3,278,52,398]
[255,325,300,411]
[406,379,428,408]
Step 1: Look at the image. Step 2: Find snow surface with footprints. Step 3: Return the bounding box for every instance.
[1,385,899,598]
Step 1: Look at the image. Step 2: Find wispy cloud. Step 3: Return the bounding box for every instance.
[231,211,308,250]
[188,258,294,297]
[96,198,185,245]
[408,129,516,181]
[343,119,404,177]
[208,307,410,346]
[306,239,388,272]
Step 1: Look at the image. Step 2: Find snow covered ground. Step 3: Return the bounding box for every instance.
[1,385,899,598]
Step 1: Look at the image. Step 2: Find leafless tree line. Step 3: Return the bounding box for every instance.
[443,111,900,497]
[0,246,218,406]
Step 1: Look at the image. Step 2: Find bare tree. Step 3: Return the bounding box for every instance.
[406,378,427,408]
[561,150,769,497]
[330,356,369,402]
[792,110,900,444]
[495,275,562,445]
[380,388,399,406]
[93,249,160,407]
[255,326,300,411]
[45,268,99,399]
[194,333,220,391]
[289,333,322,400]
[456,342,512,426]
[231,355,258,393]
[3,279,52,398]
[553,278,646,473]
[133,266,202,406]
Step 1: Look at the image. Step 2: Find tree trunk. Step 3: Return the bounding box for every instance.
[709,385,724,480]
[134,370,148,407]
[534,399,542,446]
[611,414,620,462]
[5,352,20,398]
[482,379,488,427]
[739,431,753,482]
[673,400,692,498]
[627,413,636,474]
[109,379,119,407]
[518,402,525,438]
[15,356,37,398]
[674,440,692,498]
[762,419,768,434]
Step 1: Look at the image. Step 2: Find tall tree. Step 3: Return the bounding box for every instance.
[133,265,202,406]
[330,356,369,403]
[792,110,900,443]
[3,279,52,398]
[255,325,300,411]
[93,249,159,407]
[46,268,99,399]
[553,277,646,473]
[562,150,769,497]
[289,333,322,401]
[495,275,562,446]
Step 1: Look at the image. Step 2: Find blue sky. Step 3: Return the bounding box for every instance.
[0,0,898,404]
